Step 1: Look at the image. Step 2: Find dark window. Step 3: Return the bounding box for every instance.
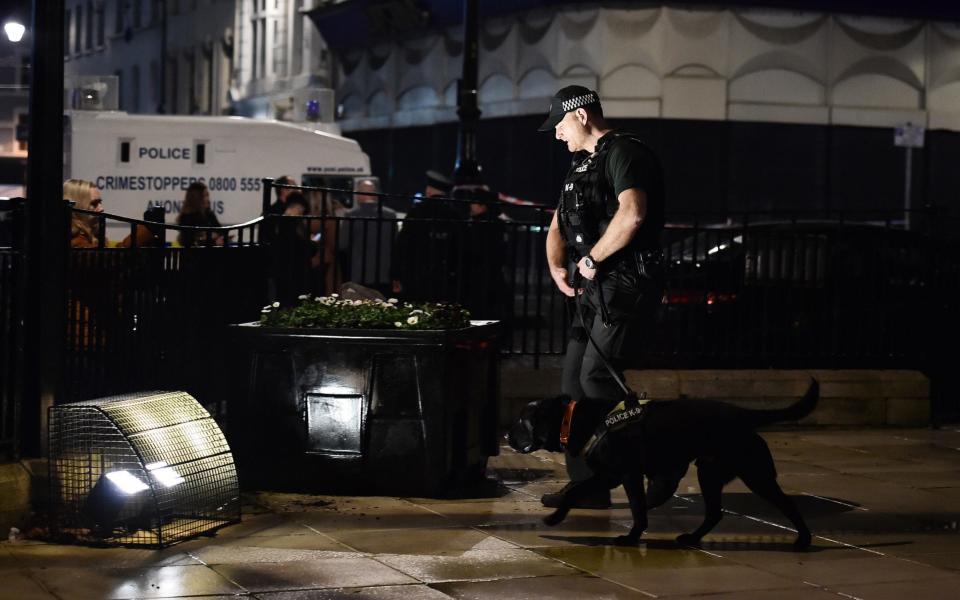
[64,9,71,57]
[75,5,82,54]
[115,0,123,34]
[195,143,205,164]
[120,141,130,163]
[96,4,105,46]
[85,1,93,50]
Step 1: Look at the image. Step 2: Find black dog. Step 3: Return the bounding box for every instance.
[507,380,818,549]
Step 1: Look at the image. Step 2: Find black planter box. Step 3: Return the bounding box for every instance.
[228,321,500,496]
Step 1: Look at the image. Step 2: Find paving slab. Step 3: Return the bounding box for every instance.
[374,547,577,583]
[433,574,646,599]
[29,564,245,600]
[254,585,454,599]
[212,557,418,594]
[0,570,57,599]
[323,526,515,556]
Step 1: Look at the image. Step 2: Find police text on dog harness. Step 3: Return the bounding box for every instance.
[579,397,651,457]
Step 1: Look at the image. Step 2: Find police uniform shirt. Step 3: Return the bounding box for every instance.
[599,131,665,251]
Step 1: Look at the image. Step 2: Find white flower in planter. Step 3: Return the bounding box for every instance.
[407,316,419,325]
[394,321,403,327]
[272,301,280,308]
[388,298,398,304]
[298,294,310,300]
[411,309,424,315]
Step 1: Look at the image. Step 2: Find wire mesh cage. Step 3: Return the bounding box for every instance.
[48,391,240,547]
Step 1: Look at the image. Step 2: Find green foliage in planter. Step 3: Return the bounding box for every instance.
[259,294,471,330]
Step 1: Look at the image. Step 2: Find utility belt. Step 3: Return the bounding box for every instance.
[565,245,664,280]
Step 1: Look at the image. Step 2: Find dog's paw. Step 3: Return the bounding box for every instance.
[613,534,641,546]
[793,531,812,551]
[676,533,702,547]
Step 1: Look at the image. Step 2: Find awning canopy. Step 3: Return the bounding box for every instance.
[306,0,960,53]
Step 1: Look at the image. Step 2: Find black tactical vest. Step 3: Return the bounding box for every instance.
[558,131,655,264]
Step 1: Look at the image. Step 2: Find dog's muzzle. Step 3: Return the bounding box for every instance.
[507,418,536,454]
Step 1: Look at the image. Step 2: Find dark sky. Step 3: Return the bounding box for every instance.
[0,0,30,24]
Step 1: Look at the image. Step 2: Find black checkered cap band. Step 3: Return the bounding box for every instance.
[561,92,599,113]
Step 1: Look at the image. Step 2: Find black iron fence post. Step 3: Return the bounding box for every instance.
[22,0,66,457]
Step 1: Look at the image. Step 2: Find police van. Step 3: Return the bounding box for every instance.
[63,77,370,242]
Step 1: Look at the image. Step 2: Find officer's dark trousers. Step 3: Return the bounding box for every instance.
[561,267,662,482]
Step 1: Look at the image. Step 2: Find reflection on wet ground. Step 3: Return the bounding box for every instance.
[2,428,959,598]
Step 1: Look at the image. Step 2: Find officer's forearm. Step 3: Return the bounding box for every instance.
[546,221,567,269]
[590,189,646,263]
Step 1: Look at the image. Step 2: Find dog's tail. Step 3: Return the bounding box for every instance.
[747,378,819,427]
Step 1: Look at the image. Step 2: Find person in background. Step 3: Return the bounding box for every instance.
[63,178,104,248]
[267,175,296,215]
[177,182,224,247]
[338,177,398,295]
[307,187,344,294]
[424,169,452,199]
[460,185,508,320]
[273,191,322,302]
[262,175,297,246]
[392,169,459,300]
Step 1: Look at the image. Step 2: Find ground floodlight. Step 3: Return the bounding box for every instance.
[49,391,241,547]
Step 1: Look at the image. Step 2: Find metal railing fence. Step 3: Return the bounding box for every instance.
[2,185,959,454]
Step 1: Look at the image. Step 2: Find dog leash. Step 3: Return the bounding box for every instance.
[572,271,645,408]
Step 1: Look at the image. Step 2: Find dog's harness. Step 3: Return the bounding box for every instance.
[560,397,651,453]
[580,398,650,457]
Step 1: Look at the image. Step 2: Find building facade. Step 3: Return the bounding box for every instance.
[63,0,235,115]
[62,1,333,119]
[0,26,28,194]
[334,6,960,133]
[230,0,332,118]
[0,34,28,157]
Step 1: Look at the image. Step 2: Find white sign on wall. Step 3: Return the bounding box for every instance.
[894,123,925,148]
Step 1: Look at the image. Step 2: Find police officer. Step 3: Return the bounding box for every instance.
[540,85,666,509]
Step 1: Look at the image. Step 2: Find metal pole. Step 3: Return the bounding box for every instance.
[453,0,481,185]
[23,0,66,457]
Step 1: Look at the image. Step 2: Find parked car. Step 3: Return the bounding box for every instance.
[650,221,938,365]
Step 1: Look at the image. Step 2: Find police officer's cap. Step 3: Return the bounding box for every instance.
[537,85,602,132]
[425,170,452,193]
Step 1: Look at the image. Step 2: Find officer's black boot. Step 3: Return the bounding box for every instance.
[541,452,611,509]
[541,482,612,509]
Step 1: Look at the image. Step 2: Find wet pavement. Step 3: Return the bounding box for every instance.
[3,427,960,599]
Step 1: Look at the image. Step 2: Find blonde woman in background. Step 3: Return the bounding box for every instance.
[63,178,104,248]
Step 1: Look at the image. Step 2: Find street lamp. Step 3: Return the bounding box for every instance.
[4,21,25,42]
